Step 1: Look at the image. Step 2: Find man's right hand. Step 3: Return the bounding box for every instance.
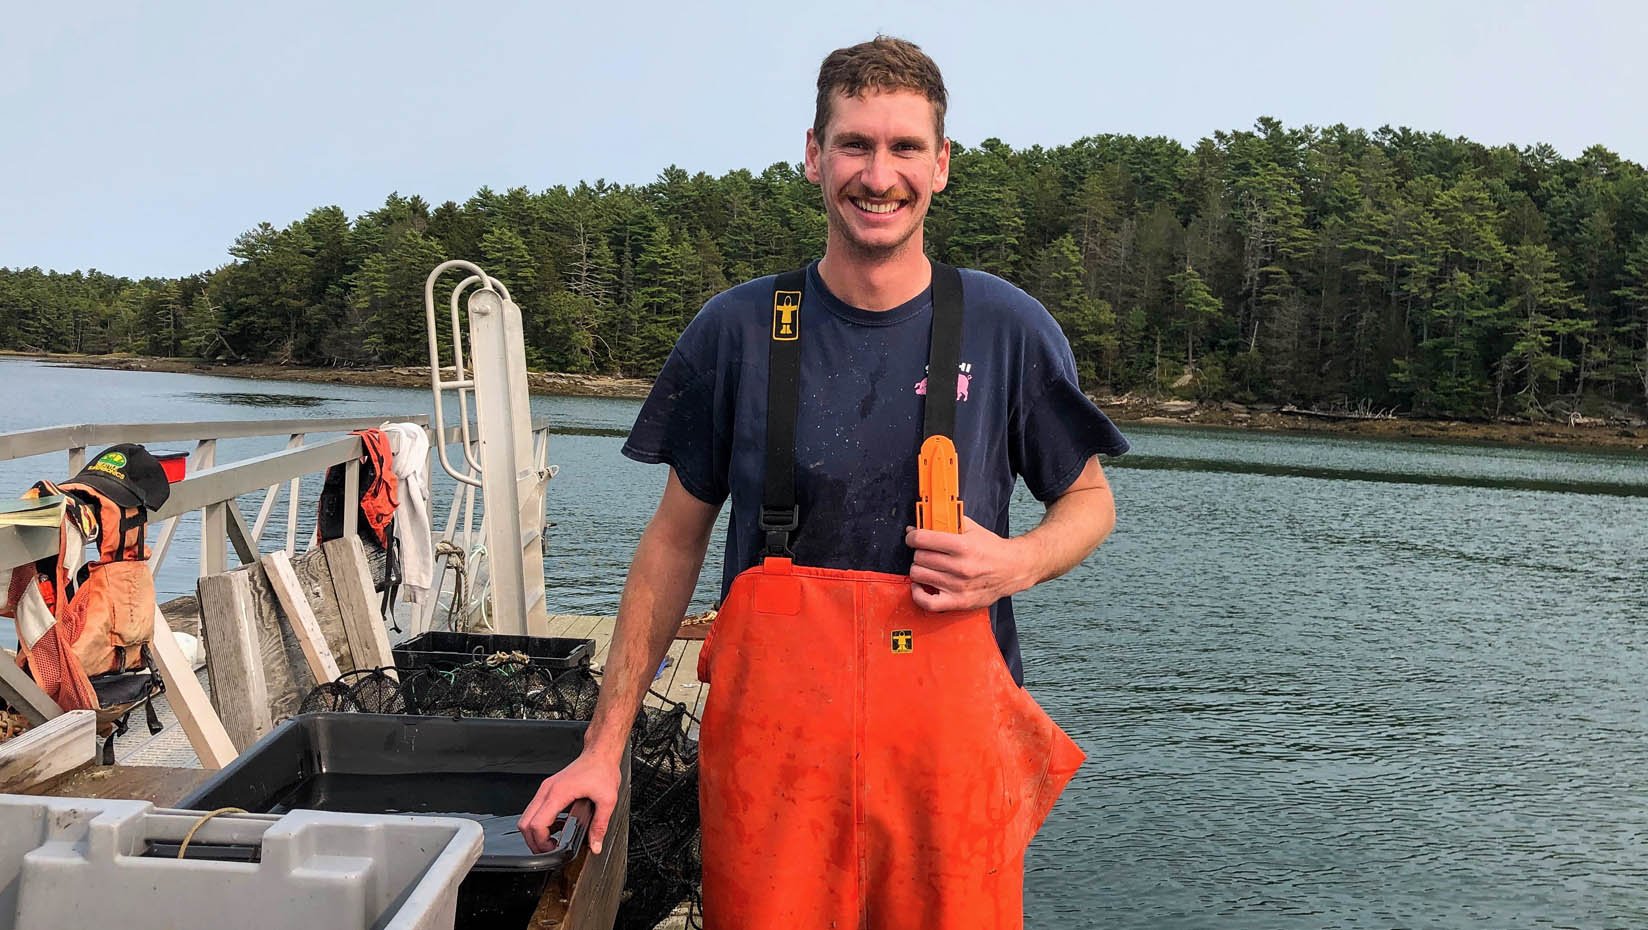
[518,750,620,855]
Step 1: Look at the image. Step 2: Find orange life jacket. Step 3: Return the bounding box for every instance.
[3,480,156,711]
[318,429,398,548]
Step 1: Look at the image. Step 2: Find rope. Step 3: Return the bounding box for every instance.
[463,543,492,632]
[431,539,493,633]
[176,807,248,859]
[434,540,467,631]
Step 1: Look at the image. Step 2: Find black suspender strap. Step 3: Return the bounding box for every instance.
[760,269,806,557]
[760,261,965,559]
[923,262,965,440]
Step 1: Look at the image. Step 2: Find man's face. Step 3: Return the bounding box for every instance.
[805,89,950,260]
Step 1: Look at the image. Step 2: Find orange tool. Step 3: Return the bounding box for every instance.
[916,434,964,533]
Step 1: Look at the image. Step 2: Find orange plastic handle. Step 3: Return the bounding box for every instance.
[916,435,964,533]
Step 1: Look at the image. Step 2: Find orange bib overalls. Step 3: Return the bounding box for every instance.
[695,263,1086,929]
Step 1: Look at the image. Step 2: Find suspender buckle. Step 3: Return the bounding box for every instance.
[759,505,800,558]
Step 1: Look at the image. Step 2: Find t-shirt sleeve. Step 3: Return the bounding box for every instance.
[621,316,730,507]
[1009,307,1131,502]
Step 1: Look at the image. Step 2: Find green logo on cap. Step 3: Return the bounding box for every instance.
[88,451,129,480]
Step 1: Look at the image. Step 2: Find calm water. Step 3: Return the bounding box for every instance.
[3,357,1647,928]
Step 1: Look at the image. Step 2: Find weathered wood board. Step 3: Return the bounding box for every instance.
[288,544,357,672]
[196,571,273,750]
[262,550,342,685]
[0,709,96,793]
[321,537,396,676]
[243,560,319,724]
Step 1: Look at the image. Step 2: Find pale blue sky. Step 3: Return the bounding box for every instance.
[3,0,1641,278]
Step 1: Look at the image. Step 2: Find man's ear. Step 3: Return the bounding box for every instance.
[933,137,951,194]
[804,128,823,183]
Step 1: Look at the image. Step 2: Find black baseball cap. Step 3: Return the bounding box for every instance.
[70,444,172,511]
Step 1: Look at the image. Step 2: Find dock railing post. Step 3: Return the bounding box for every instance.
[467,286,533,636]
[197,440,225,579]
[424,262,553,638]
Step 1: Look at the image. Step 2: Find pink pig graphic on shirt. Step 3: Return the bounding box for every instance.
[914,362,972,401]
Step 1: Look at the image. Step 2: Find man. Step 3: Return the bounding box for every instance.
[520,36,1129,928]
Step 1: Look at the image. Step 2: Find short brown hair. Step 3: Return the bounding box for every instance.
[814,36,948,143]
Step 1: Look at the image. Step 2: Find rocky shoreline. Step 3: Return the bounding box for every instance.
[13,352,654,399]
[1094,396,1647,451]
[13,352,1646,451]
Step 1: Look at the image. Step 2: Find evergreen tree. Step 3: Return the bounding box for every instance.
[6,119,1647,419]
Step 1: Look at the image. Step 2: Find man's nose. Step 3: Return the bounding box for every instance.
[861,147,898,195]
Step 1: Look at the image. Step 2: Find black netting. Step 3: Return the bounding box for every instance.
[299,656,702,929]
[298,680,360,714]
[622,703,702,929]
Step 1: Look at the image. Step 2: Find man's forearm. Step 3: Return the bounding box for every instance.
[582,508,714,763]
[1013,481,1115,589]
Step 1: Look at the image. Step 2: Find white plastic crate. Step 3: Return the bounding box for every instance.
[0,794,483,930]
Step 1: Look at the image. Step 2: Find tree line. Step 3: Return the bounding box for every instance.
[4,118,1646,420]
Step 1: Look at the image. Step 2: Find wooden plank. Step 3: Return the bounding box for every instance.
[289,545,356,672]
[262,550,342,684]
[196,570,273,751]
[0,709,95,793]
[661,640,705,713]
[322,537,396,677]
[589,620,618,667]
[345,536,397,674]
[149,608,238,769]
[27,764,211,804]
[0,650,61,727]
[243,561,311,726]
[640,639,686,709]
[542,613,583,637]
[562,750,630,930]
[527,749,630,930]
[557,614,606,643]
[690,675,709,723]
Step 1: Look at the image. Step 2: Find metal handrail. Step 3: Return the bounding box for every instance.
[0,436,361,574]
[425,260,514,488]
[0,416,431,464]
[0,417,554,577]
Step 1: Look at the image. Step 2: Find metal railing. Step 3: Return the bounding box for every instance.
[0,414,554,637]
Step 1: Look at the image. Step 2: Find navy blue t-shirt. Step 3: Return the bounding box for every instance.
[622,261,1130,683]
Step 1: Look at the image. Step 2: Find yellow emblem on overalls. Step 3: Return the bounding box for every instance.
[891,630,913,654]
[772,290,801,341]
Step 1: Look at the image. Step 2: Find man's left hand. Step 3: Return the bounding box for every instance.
[905,516,1036,612]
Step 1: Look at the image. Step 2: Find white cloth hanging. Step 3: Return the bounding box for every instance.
[381,422,434,604]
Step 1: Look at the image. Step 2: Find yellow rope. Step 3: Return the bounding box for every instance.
[176,807,248,859]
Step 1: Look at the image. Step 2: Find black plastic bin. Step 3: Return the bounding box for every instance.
[179,713,592,930]
[393,631,594,672]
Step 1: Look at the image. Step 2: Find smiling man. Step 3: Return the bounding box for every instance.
[521,36,1129,928]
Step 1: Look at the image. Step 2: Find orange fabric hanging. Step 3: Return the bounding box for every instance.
[353,429,399,548]
[3,480,153,712]
[696,557,1086,929]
